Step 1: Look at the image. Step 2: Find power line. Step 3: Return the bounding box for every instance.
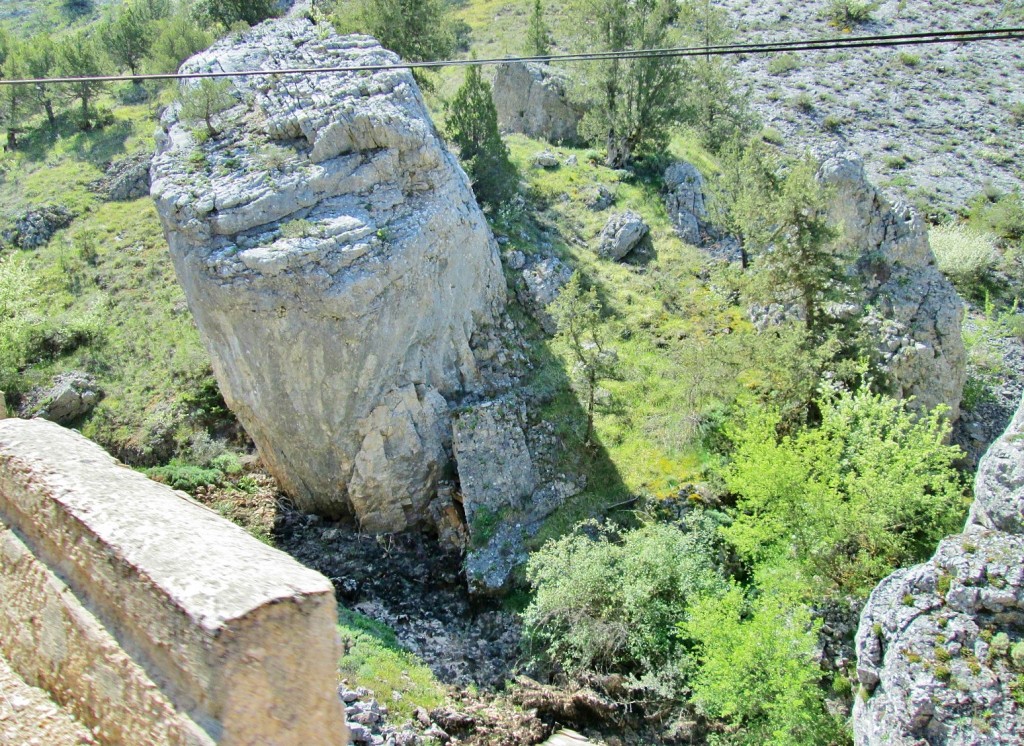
[0,26,1021,86]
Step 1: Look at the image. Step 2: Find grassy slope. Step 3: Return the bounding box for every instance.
[0,92,215,463]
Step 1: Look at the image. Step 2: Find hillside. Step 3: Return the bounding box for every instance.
[0,1,1022,745]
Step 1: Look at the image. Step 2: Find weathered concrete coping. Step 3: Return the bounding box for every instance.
[0,418,346,745]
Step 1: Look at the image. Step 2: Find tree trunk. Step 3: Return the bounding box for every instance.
[80,93,92,130]
[5,130,16,151]
[43,97,56,128]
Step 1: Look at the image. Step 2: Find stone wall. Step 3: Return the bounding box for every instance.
[0,419,347,745]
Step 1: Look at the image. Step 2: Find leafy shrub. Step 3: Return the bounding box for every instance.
[722,389,966,597]
[684,567,848,745]
[823,114,845,132]
[211,452,243,476]
[145,459,223,491]
[523,516,725,688]
[825,0,878,27]
[929,224,997,298]
[792,93,814,113]
[896,52,921,67]
[970,190,1024,242]
[767,53,800,76]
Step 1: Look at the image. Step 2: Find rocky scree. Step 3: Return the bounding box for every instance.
[150,18,506,532]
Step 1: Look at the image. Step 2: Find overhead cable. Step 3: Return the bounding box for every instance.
[0,26,1021,86]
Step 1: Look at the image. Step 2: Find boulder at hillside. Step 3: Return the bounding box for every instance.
[20,372,102,425]
[492,61,581,144]
[853,393,1024,746]
[663,161,709,246]
[597,211,648,261]
[151,19,505,530]
[819,153,966,420]
[518,256,572,334]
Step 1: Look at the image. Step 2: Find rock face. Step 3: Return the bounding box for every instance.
[492,61,581,144]
[20,372,102,425]
[819,154,966,419]
[518,256,573,334]
[150,19,505,530]
[2,205,73,250]
[452,398,536,529]
[597,211,648,261]
[663,162,709,246]
[853,393,1024,745]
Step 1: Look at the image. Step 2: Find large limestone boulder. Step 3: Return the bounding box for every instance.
[597,211,648,261]
[853,393,1024,745]
[969,398,1024,534]
[151,19,505,530]
[20,371,102,425]
[492,61,581,144]
[819,154,966,419]
[663,161,708,246]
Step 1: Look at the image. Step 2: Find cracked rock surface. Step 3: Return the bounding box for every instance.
[151,18,505,529]
[854,393,1024,745]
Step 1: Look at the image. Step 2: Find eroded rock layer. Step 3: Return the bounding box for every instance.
[151,19,505,529]
[820,154,966,420]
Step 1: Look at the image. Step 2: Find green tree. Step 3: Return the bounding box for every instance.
[573,0,684,167]
[444,64,518,210]
[201,0,277,27]
[23,34,58,129]
[548,272,610,446]
[342,0,455,84]
[526,0,552,57]
[0,45,30,150]
[57,31,107,131]
[722,389,966,596]
[179,77,235,137]
[679,0,753,152]
[684,566,847,745]
[103,2,157,76]
[146,7,214,74]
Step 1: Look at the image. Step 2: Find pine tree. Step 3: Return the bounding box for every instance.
[444,65,518,210]
[179,78,235,138]
[573,0,684,167]
[23,34,58,128]
[57,31,106,131]
[202,0,277,27]
[0,44,29,150]
[355,0,455,87]
[103,2,156,76]
[526,0,551,57]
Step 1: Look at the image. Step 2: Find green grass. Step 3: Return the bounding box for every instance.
[500,133,758,546]
[0,88,220,465]
[336,607,446,720]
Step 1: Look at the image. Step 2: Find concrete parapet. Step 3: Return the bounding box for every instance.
[0,418,347,745]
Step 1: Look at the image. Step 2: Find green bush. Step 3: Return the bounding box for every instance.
[767,53,800,76]
[523,516,725,689]
[930,224,997,298]
[970,190,1024,242]
[722,389,966,597]
[145,459,223,491]
[825,0,879,27]
[684,567,848,745]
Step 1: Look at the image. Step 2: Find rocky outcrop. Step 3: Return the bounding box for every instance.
[150,19,505,530]
[597,211,648,261]
[663,161,709,246]
[819,154,966,419]
[492,61,581,144]
[97,151,153,201]
[853,393,1024,745]
[2,205,73,249]
[20,371,102,425]
[518,256,572,334]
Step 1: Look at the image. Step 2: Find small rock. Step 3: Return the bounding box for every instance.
[533,150,559,168]
[597,211,648,261]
